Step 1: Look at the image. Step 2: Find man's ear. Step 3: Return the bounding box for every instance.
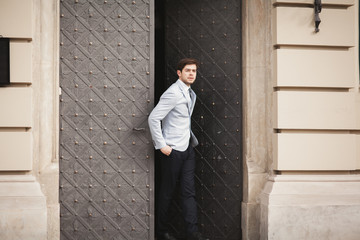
[177,70,181,78]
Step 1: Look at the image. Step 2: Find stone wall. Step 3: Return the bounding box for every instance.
[242,0,273,239]
[0,0,60,239]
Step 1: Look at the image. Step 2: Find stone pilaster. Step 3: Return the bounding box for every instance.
[32,0,60,239]
[242,0,273,239]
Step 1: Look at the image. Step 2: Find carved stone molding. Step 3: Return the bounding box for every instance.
[33,0,60,239]
[242,0,273,239]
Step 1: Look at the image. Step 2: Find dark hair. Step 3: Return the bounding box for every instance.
[177,58,199,72]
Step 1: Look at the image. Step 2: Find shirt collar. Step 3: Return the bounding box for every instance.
[177,79,190,92]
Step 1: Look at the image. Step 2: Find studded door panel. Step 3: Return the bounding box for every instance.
[59,1,154,239]
[164,0,242,239]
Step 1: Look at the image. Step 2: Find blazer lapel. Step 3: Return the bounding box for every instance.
[176,80,195,115]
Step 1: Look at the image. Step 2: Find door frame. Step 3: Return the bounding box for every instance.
[48,0,271,239]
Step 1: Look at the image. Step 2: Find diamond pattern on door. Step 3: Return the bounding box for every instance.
[164,0,242,239]
[59,1,154,239]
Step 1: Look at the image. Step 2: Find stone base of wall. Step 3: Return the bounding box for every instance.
[242,201,261,240]
[0,175,47,240]
[260,175,360,240]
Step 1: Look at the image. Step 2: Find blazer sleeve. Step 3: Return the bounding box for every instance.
[148,88,179,149]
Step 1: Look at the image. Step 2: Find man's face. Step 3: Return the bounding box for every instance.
[177,64,197,86]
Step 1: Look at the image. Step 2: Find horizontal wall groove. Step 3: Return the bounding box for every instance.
[273,170,360,177]
[274,44,353,50]
[3,37,32,41]
[0,84,32,88]
[274,87,351,92]
[275,129,358,134]
[0,128,30,132]
[273,3,352,8]
[9,39,32,43]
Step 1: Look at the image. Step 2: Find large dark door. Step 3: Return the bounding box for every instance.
[59,1,154,239]
[157,0,242,239]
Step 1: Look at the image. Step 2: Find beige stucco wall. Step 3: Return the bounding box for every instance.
[260,0,360,239]
[0,0,60,239]
[272,0,360,171]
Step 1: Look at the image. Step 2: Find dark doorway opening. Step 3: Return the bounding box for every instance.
[154,1,243,239]
[154,0,166,238]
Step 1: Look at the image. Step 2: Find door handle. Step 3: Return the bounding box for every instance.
[133,127,146,131]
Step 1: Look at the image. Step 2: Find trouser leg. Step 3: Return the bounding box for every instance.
[180,146,198,234]
[156,150,183,235]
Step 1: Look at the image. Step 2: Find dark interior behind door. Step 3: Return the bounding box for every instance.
[155,0,242,239]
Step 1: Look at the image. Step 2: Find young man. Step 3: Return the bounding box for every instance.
[148,58,209,240]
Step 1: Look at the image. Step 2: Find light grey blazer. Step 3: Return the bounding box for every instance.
[148,79,199,151]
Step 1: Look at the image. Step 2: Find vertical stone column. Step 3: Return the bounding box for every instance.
[33,0,60,240]
[32,0,60,239]
[242,0,273,239]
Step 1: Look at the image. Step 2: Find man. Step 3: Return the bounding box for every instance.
[148,58,209,240]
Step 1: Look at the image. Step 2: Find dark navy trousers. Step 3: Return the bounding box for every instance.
[156,144,198,235]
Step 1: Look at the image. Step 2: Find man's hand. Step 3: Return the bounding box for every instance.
[160,145,172,156]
